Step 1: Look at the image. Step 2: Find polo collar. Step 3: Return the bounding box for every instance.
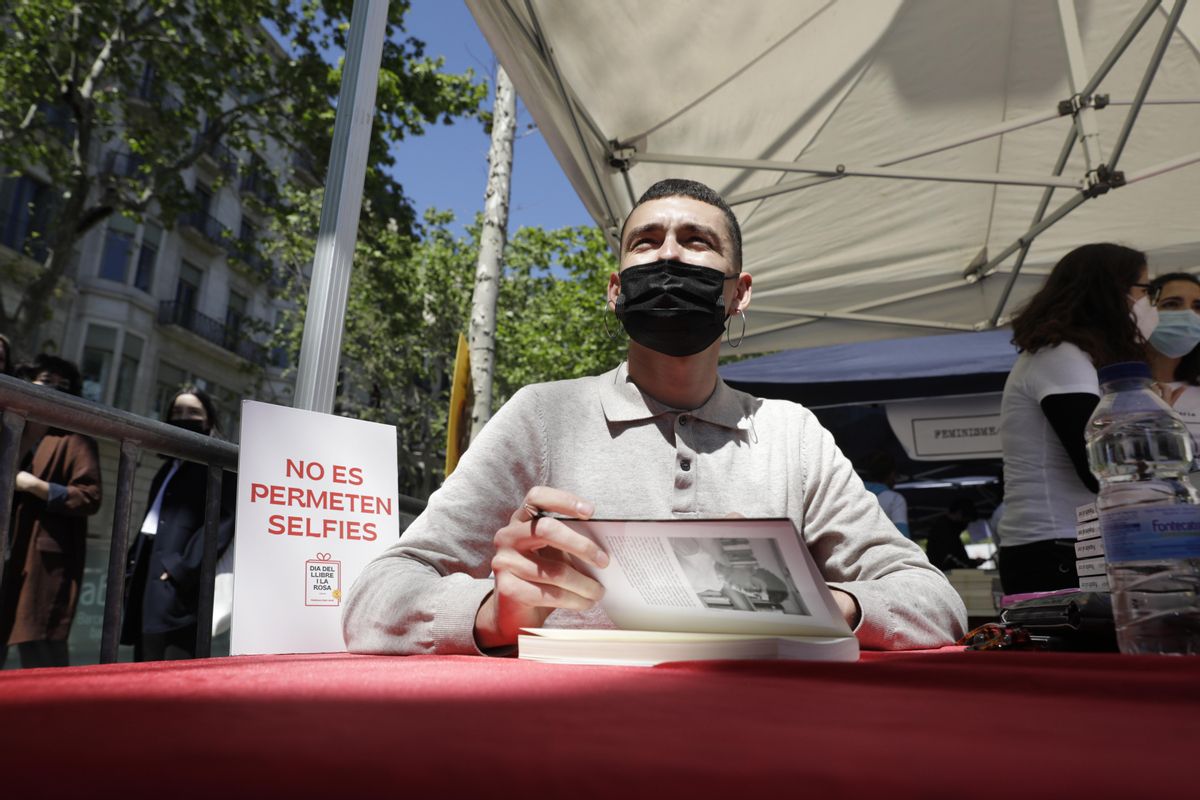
[599,362,752,431]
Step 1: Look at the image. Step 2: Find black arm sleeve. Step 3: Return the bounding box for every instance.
[1040,393,1101,494]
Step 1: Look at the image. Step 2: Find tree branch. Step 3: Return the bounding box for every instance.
[9,11,69,89]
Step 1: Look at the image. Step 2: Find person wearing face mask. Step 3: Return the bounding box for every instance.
[1145,273,1200,450]
[343,178,967,657]
[120,385,237,661]
[0,354,102,669]
[998,243,1152,595]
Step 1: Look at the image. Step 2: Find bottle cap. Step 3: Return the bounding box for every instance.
[1097,361,1152,383]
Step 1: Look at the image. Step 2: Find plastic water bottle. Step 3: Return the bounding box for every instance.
[1085,361,1200,655]
[1086,362,1200,653]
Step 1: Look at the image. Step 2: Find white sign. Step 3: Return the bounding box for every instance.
[231,400,399,654]
[885,394,1002,460]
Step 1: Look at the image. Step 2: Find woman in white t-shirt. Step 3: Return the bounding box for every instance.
[998,243,1155,595]
[1145,273,1200,451]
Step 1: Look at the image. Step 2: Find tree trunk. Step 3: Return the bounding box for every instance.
[468,66,516,441]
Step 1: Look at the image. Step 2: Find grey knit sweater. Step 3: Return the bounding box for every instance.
[343,364,967,654]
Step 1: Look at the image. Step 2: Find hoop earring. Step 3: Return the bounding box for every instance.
[726,310,746,348]
[602,297,619,340]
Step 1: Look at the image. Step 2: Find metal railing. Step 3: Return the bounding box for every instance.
[179,208,231,248]
[0,375,238,661]
[239,168,277,206]
[158,301,268,366]
[1,376,430,665]
[232,238,273,282]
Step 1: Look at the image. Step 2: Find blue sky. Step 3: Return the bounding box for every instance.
[391,2,593,235]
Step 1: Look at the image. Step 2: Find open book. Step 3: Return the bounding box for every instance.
[518,518,859,666]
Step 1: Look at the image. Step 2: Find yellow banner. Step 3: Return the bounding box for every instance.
[444,332,473,477]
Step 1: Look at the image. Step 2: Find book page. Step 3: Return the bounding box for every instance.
[562,518,851,638]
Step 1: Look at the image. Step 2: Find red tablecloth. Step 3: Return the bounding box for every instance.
[1,649,1194,798]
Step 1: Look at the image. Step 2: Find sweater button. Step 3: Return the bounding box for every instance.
[680,459,691,471]
[679,415,688,426]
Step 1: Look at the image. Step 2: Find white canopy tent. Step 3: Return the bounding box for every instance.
[466,0,1200,354]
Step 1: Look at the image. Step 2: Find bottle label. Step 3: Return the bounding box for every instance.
[1100,505,1200,562]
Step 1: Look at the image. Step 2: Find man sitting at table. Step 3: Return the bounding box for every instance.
[343,178,967,654]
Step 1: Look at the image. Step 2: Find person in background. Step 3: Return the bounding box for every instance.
[998,243,1152,595]
[861,450,910,538]
[925,497,983,572]
[1144,272,1200,448]
[0,354,102,668]
[121,386,237,661]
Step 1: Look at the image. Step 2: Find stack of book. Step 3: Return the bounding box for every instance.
[945,568,999,617]
[1074,502,1109,592]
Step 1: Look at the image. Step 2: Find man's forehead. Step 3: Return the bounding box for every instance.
[622,196,729,240]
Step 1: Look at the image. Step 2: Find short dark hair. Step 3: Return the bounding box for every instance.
[1010,243,1148,367]
[1149,271,1200,384]
[862,450,897,484]
[621,178,743,269]
[165,384,220,435]
[31,353,83,396]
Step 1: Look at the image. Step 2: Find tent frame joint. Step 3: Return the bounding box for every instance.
[1082,163,1126,198]
[608,141,636,171]
[1057,92,1109,116]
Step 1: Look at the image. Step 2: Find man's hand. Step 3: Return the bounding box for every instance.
[474,486,609,651]
[830,588,861,629]
[15,471,49,500]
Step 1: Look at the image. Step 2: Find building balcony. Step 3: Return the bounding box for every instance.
[232,239,273,283]
[179,208,231,251]
[158,301,267,366]
[196,134,238,177]
[105,151,146,180]
[132,80,183,113]
[291,149,321,183]
[239,169,277,206]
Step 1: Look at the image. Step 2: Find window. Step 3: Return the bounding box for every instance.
[80,325,118,404]
[98,215,137,282]
[0,175,52,260]
[197,185,212,218]
[154,361,188,418]
[211,383,241,439]
[133,223,161,293]
[112,333,144,411]
[270,309,292,369]
[176,261,203,323]
[239,217,257,248]
[226,290,247,335]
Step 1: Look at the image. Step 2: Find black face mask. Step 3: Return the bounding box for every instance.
[614,260,736,357]
[169,418,209,436]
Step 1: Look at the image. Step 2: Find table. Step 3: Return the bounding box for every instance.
[1,649,1194,798]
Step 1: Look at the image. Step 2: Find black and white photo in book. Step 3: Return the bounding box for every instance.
[668,537,808,615]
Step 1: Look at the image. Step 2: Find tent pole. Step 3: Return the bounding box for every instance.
[293,0,387,414]
[1081,0,1162,97]
[983,126,1080,326]
[1109,0,1187,171]
[1125,150,1200,183]
[724,108,1064,206]
[1057,0,1104,171]
[754,309,977,333]
[758,277,972,317]
[984,194,1087,327]
[498,0,612,157]
[523,0,619,229]
[634,151,1078,189]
